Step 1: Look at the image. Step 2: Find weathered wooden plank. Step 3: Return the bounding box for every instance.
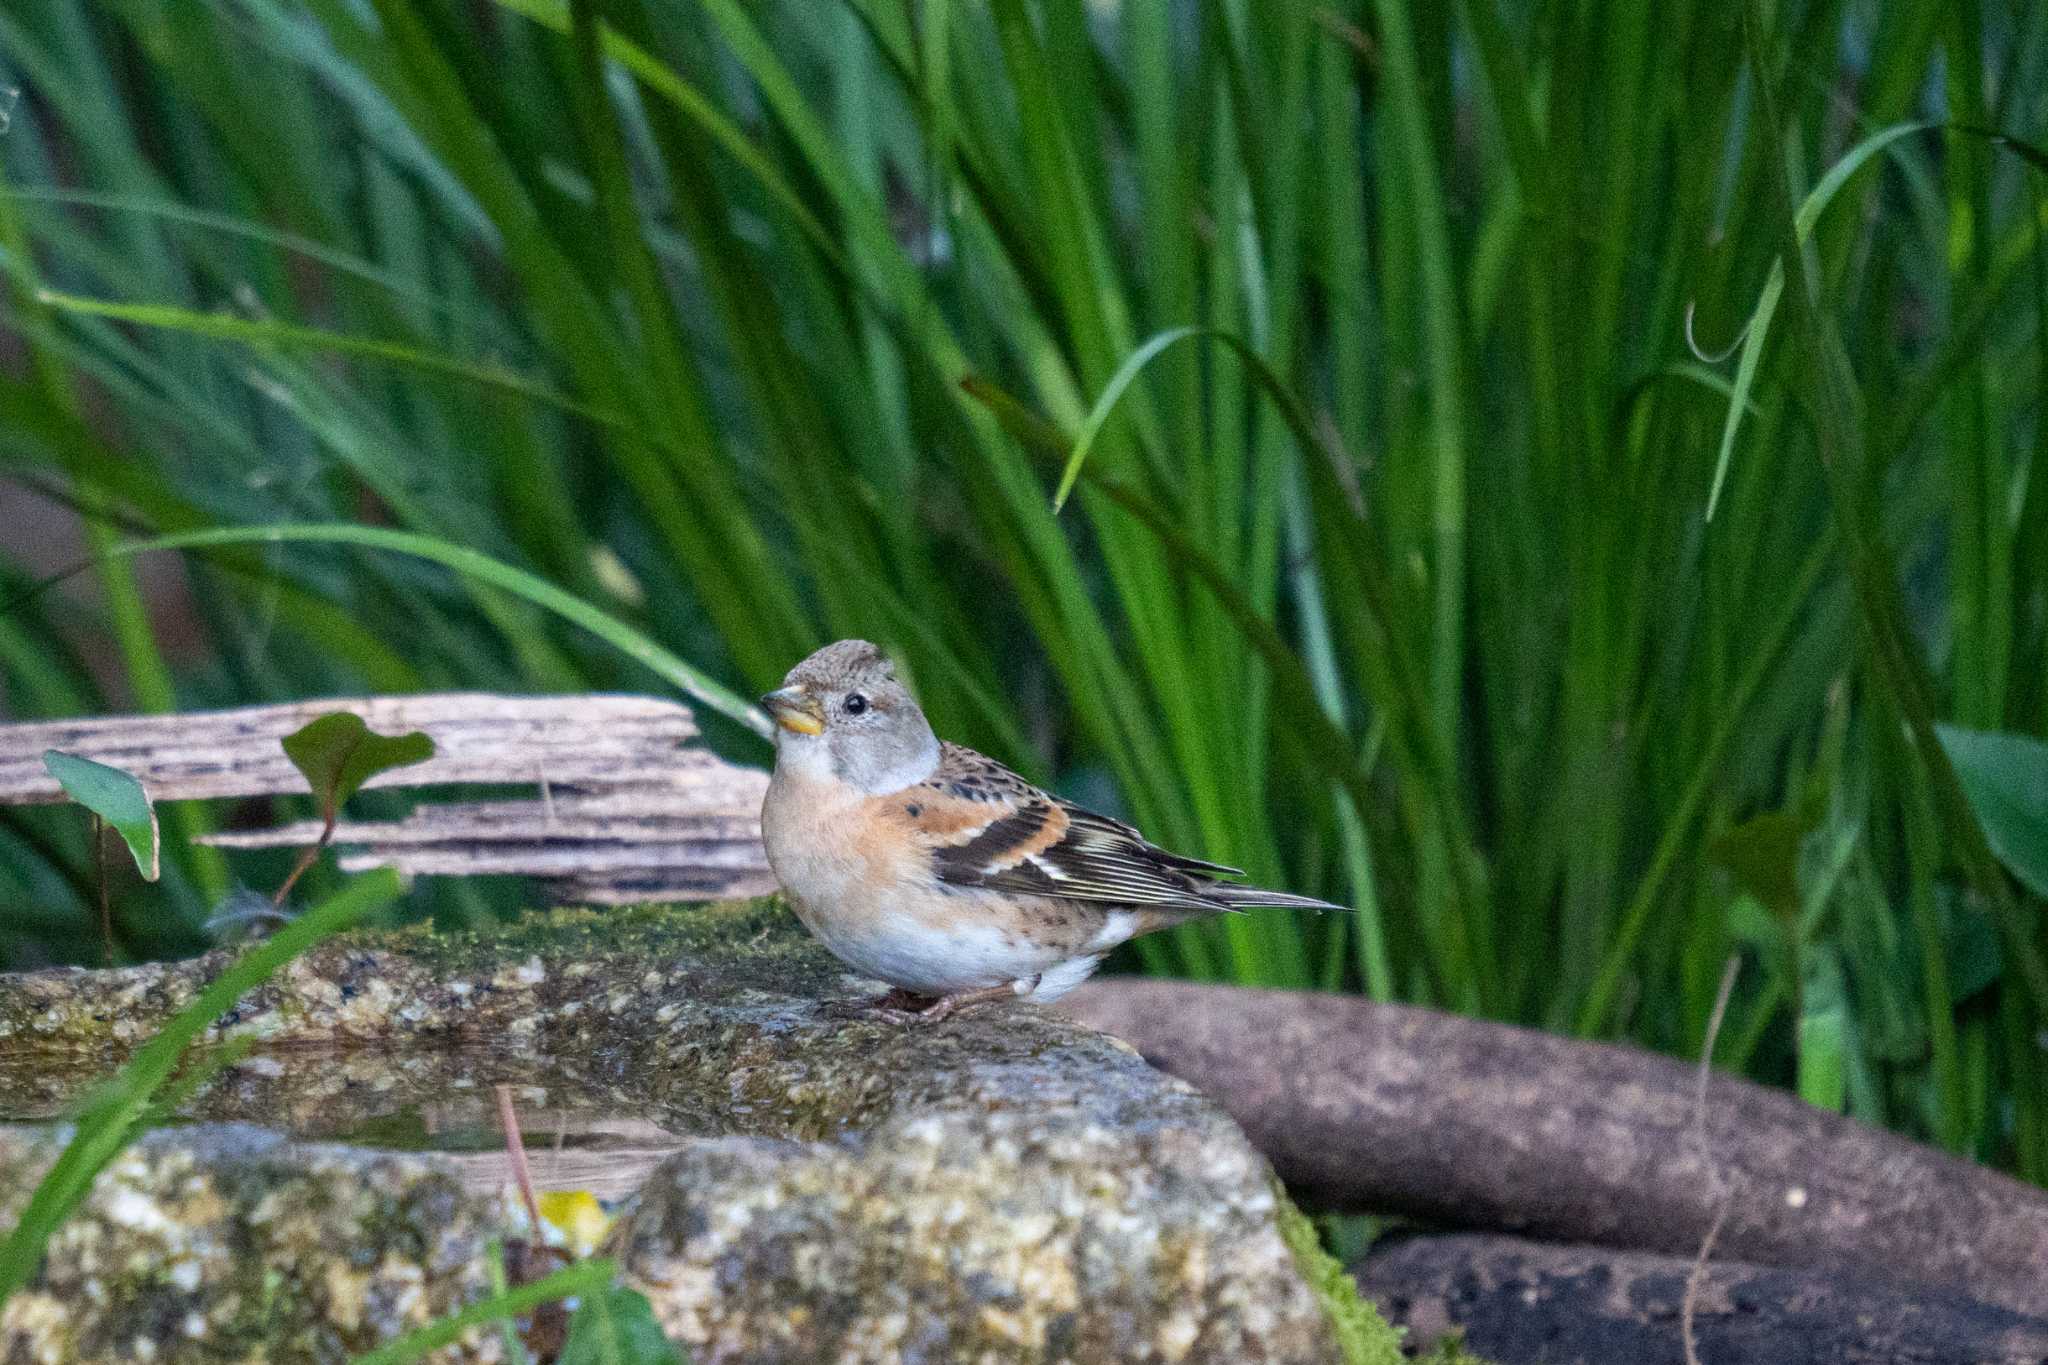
[330,841,768,876]
[201,811,764,850]
[1,694,774,905]
[0,694,704,804]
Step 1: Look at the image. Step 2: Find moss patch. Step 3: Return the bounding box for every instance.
[1412,1331,1491,1364]
[1268,1186,1497,1365]
[1272,1181,1407,1365]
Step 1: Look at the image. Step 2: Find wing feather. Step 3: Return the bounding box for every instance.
[913,745,1244,913]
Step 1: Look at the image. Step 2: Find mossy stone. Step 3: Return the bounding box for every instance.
[0,900,1361,1362]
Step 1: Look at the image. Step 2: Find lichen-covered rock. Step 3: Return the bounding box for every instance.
[615,1075,1321,1363]
[0,901,1349,1363]
[0,1125,506,1362]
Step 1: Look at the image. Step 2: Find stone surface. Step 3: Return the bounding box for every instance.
[0,1125,507,1362]
[0,900,1348,1363]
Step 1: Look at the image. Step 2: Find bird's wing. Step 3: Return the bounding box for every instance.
[901,743,1245,912]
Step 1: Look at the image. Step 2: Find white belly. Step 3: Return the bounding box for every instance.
[803,897,1071,996]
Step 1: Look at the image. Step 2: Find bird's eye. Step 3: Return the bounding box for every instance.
[843,693,869,716]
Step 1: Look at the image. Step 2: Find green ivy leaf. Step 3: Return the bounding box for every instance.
[42,751,159,881]
[1723,894,1783,958]
[559,1285,687,1365]
[1709,789,1824,919]
[280,713,435,823]
[1937,725,2048,899]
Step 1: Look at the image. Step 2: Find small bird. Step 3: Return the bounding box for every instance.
[759,640,1344,1022]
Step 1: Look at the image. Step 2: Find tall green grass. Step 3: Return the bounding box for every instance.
[0,0,2043,1177]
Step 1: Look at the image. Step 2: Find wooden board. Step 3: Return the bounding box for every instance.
[0,693,774,905]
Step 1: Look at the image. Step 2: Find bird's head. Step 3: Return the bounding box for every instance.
[761,639,939,793]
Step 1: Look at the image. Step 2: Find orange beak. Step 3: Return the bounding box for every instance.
[760,686,825,736]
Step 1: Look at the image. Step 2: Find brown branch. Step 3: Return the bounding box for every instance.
[0,694,708,804]
[1059,978,2048,1315]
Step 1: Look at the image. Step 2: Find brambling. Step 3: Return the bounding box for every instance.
[759,640,1344,1022]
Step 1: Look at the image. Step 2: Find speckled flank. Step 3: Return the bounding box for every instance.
[0,899,1349,1363]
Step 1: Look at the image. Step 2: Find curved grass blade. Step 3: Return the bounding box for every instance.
[1051,325,1203,512]
[1615,362,1767,432]
[0,188,463,320]
[35,291,612,427]
[1696,116,2048,522]
[349,1257,618,1365]
[15,525,771,740]
[1701,120,1929,521]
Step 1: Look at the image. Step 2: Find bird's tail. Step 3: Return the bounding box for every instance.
[1206,883,1350,914]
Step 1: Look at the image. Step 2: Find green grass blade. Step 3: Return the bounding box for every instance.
[349,1257,617,1365]
[24,525,771,740]
[35,290,613,423]
[1739,0,2048,1012]
[1050,325,1202,511]
[1701,121,1930,520]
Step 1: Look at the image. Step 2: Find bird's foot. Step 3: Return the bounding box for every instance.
[913,977,1041,1024]
[818,987,931,1023]
[819,978,1042,1025]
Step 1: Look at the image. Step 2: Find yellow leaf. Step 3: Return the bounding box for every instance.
[536,1189,613,1257]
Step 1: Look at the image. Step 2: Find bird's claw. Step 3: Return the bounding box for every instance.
[817,984,1022,1024]
[910,980,1033,1024]
[818,988,932,1023]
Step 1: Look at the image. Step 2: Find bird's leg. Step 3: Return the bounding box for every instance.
[916,975,1042,1024]
[819,986,932,1021]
